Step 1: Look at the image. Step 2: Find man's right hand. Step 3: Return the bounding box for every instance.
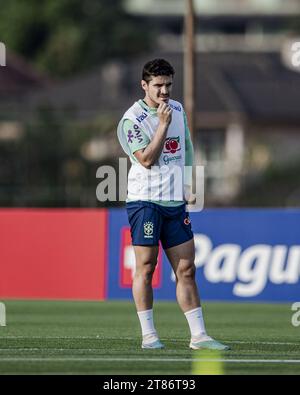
[134,103,173,168]
[157,103,172,127]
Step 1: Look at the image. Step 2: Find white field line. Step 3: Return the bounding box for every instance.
[0,357,300,364]
[0,347,299,352]
[224,340,299,346]
[0,337,299,346]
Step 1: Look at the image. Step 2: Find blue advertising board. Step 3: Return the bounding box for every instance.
[108,209,300,302]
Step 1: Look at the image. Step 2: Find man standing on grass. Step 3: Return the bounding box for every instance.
[117,58,229,351]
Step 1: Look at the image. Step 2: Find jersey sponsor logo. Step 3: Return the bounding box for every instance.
[127,125,144,144]
[127,130,134,143]
[163,137,181,154]
[136,112,148,123]
[119,227,162,288]
[163,154,182,165]
[169,103,182,112]
[170,234,300,298]
[133,124,144,144]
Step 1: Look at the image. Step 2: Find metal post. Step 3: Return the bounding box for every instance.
[184,0,196,139]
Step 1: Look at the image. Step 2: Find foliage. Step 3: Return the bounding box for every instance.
[0,0,152,77]
[235,160,300,207]
[0,106,120,207]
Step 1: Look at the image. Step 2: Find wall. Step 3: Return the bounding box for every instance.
[1,208,299,302]
[0,209,108,300]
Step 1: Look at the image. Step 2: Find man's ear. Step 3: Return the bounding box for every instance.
[141,80,148,92]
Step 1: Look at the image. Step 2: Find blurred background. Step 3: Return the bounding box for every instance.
[1,0,300,209]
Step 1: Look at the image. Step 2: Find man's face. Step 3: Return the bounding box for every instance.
[141,75,173,107]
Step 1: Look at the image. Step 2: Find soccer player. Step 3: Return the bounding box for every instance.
[117,59,229,351]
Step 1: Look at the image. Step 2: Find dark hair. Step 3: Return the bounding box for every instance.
[142,59,175,82]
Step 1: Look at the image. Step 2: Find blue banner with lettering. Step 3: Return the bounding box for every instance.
[107,209,300,301]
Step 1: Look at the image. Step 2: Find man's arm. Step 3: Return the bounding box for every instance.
[134,103,172,169]
[123,119,150,159]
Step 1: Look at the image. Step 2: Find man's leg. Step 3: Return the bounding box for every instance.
[132,245,164,349]
[164,238,200,312]
[165,238,230,351]
[132,245,158,311]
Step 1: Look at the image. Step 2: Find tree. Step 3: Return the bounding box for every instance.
[0,0,153,77]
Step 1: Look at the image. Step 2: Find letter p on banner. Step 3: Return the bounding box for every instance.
[0,42,6,66]
[0,303,6,326]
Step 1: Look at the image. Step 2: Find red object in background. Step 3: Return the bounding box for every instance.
[0,209,108,300]
[119,227,162,288]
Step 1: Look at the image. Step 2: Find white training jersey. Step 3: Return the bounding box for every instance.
[117,99,186,202]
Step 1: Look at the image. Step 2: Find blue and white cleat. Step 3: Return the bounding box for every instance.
[142,339,165,349]
[189,336,230,351]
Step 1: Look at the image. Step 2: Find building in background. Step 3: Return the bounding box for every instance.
[0,51,49,139]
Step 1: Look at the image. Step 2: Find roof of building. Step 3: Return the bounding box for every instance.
[125,0,300,17]
[0,51,49,97]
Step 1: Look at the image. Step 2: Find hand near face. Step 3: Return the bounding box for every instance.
[157,103,172,127]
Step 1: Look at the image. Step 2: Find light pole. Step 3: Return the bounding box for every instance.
[184,0,196,140]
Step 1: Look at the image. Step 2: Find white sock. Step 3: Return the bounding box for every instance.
[184,307,207,339]
[137,309,158,342]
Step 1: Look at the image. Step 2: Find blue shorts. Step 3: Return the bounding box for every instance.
[126,201,194,250]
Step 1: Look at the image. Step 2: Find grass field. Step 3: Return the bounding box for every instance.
[0,300,299,375]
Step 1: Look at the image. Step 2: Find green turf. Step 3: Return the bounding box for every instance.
[0,300,299,375]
